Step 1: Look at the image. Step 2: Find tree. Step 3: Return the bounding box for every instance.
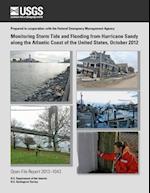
[33,106,71,151]
[11,119,24,149]
[23,135,36,151]
[11,118,24,128]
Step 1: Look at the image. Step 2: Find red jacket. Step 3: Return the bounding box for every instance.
[98,147,138,173]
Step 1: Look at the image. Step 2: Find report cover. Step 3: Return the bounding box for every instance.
[0,0,149,192]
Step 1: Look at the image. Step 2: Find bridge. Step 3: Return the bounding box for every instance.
[11,126,70,141]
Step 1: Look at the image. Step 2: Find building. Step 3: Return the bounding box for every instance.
[78,51,134,79]
[11,54,40,63]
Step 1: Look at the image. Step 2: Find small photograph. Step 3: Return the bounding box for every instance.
[11,51,71,102]
[77,51,139,89]
[77,91,138,129]
[11,105,71,165]
[77,132,138,174]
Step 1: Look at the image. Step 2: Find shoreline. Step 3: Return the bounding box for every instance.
[25,67,70,102]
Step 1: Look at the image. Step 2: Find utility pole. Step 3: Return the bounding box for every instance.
[48,107,52,148]
[48,106,58,150]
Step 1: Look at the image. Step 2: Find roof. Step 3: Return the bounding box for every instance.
[79,51,116,66]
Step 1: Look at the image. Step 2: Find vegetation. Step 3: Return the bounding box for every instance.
[11,147,70,164]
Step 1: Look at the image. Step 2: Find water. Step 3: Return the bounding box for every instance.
[12,133,70,152]
[11,62,69,101]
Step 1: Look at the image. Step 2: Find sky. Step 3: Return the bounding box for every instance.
[11,106,46,129]
[10,51,70,63]
[77,91,138,105]
[77,51,138,72]
[11,105,70,129]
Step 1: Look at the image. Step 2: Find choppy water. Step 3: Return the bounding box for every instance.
[11,62,69,101]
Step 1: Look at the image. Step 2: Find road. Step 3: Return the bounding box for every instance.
[77,74,138,89]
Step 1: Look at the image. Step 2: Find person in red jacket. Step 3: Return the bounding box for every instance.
[97,141,138,173]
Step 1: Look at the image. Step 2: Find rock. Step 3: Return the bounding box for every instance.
[46,89,52,93]
[24,67,69,102]
[55,92,63,97]
[43,92,52,98]
[55,85,62,91]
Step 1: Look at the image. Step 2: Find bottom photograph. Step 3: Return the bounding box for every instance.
[11,105,71,165]
[77,132,138,174]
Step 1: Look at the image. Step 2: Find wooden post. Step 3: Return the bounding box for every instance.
[114,110,117,120]
[98,132,116,172]
[13,132,16,149]
[132,105,135,127]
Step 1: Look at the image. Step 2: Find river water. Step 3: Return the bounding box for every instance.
[11,62,69,101]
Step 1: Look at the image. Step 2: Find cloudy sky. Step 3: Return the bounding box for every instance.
[11,51,70,63]
[77,51,138,71]
[77,91,138,105]
[11,106,46,129]
[11,105,70,129]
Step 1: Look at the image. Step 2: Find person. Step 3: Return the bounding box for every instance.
[97,141,138,173]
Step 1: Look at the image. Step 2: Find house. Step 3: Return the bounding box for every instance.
[78,51,134,79]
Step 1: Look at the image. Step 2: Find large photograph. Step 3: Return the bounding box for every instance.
[77,51,139,89]
[11,105,71,165]
[77,91,138,129]
[11,51,71,102]
[78,132,138,174]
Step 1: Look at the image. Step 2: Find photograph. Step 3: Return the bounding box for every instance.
[11,105,71,165]
[11,51,71,102]
[77,132,138,174]
[77,91,138,129]
[77,51,139,89]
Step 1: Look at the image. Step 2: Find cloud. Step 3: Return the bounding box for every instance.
[11,51,70,62]
[77,51,138,71]
[77,91,138,104]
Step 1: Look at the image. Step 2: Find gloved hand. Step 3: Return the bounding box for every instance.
[97,151,101,157]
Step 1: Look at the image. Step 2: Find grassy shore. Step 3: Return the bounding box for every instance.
[11,147,70,165]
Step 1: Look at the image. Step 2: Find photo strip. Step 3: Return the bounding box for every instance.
[76,50,139,175]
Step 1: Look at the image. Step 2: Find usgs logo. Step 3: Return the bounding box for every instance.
[10,6,44,18]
